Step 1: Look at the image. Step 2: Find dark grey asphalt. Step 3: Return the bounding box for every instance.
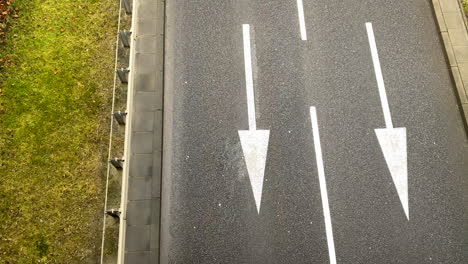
[160,0,468,263]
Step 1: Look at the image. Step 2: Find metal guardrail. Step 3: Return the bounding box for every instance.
[99,0,135,263]
[116,0,138,262]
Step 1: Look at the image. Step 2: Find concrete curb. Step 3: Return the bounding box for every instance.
[116,0,137,261]
[117,0,165,263]
[432,0,468,130]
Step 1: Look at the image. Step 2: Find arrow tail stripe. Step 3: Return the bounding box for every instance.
[242,24,257,131]
[366,22,393,129]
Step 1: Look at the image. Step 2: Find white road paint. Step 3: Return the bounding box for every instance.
[366,22,392,129]
[309,107,337,264]
[366,22,409,220]
[296,0,307,40]
[375,128,408,218]
[239,24,270,214]
[239,130,270,213]
[243,24,257,130]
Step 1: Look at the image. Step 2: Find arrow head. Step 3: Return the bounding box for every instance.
[238,130,270,214]
[375,127,409,220]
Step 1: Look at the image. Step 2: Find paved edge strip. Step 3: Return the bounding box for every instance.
[432,0,468,134]
[159,0,175,260]
[117,0,166,263]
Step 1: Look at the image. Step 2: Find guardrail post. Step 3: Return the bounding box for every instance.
[122,0,132,15]
[113,111,127,125]
[105,209,121,218]
[110,158,124,170]
[116,68,130,84]
[119,30,132,48]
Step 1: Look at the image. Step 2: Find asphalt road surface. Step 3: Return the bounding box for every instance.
[160,0,468,263]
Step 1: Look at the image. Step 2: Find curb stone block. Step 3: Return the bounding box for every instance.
[451,66,468,103]
[442,32,458,66]
[458,63,468,95]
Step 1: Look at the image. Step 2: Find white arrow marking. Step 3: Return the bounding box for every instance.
[310,107,336,264]
[239,24,270,214]
[296,0,307,40]
[366,22,409,220]
[375,128,408,218]
[239,130,270,213]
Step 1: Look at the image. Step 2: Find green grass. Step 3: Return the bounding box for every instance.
[0,0,117,262]
[463,0,468,15]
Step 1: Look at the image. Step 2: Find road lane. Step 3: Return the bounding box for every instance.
[296,1,468,262]
[161,1,273,263]
[366,22,409,220]
[238,24,271,214]
[310,106,337,264]
[161,0,468,263]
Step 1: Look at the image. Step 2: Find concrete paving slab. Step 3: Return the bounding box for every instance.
[454,45,468,63]
[136,19,158,36]
[127,200,152,225]
[448,28,468,46]
[125,251,151,264]
[135,53,157,71]
[134,111,155,132]
[134,92,158,112]
[128,176,153,200]
[152,129,162,152]
[442,32,457,66]
[440,0,461,12]
[135,72,158,92]
[150,251,159,263]
[154,86,163,110]
[129,154,153,177]
[136,0,157,19]
[132,132,154,154]
[154,110,162,132]
[444,11,466,29]
[125,225,151,251]
[137,0,158,7]
[458,63,468,89]
[136,35,158,54]
[451,66,468,103]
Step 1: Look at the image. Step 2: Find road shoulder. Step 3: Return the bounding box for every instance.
[432,0,468,132]
[117,0,165,263]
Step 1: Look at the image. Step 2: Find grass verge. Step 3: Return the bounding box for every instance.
[0,0,117,262]
[463,0,468,16]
